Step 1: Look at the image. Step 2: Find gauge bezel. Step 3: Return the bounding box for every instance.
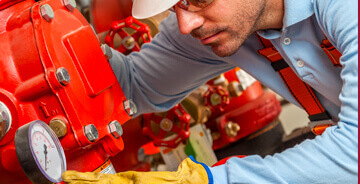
[15,120,67,184]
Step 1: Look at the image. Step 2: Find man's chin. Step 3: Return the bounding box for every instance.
[210,44,239,57]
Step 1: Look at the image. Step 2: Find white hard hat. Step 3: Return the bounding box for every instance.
[132,0,179,19]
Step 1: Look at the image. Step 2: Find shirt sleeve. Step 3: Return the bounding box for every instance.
[109,13,234,116]
[210,0,358,183]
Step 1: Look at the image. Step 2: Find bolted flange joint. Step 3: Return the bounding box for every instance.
[123,99,137,116]
[40,4,55,22]
[108,120,123,139]
[101,44,113,60]
[84,124,99,142]
[56,67,71,86]
[63,0,76,11]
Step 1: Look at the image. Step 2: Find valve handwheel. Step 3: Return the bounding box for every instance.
[142,104,191,148]
[105,16,152,53]
[203,85,230,112]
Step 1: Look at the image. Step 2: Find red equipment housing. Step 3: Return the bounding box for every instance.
[206,69,282,150]
[0,0,131,183]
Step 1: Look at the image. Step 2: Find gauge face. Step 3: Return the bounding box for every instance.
[30,123,65,182]
[15,120,67,184]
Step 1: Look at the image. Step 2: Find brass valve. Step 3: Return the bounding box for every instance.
[180,87,211,124]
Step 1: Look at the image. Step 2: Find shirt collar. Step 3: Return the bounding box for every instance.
[283,0,314,28]
[257,0,314,39]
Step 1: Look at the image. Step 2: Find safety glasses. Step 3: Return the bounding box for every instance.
[169,0,215,12]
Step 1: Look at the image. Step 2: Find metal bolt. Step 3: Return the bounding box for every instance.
[84,124,99,142]
[101,44,113,60]
[49,119,68,138]
[108,120,123,138]
[56,67,70,86]
[225,121,240,137]
[63,0,76,11]
[123,99,137,116]
[160,118,173,131]
[40,4,55,22]
[210,93,221,106]
[122,36,136,50]
[0,102,11,141]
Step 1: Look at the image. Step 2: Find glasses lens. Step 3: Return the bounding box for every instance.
[171,0,215,12]
[182,0,215,11]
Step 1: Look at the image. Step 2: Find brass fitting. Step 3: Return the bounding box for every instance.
[49,119,68,138]
[225,121,240,137]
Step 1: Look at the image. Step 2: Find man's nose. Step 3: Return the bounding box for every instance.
[175,8,204,35]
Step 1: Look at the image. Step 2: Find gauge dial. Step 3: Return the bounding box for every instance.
[15,120,67,184]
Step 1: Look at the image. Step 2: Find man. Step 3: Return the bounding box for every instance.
[63,0,358,183]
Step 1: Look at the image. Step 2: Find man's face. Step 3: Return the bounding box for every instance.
[175,0,266,57]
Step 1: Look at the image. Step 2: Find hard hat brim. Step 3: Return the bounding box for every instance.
[132,0,179,19]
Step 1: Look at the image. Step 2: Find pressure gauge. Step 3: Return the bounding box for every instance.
[15,120,67,184]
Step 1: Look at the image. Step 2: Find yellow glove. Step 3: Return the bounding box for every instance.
[62,157,213,184]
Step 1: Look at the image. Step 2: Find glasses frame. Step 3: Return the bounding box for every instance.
[169,0,216,13]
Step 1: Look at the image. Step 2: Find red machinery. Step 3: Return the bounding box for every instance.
[88,2,282,168]
[0,0,134,183]
[205,69,282,150]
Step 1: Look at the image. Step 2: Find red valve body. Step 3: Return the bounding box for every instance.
[205,69,282,150]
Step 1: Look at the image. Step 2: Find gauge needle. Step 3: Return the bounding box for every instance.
[43,144,48,171]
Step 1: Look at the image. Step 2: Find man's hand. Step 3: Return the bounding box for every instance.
[62,157,211,184]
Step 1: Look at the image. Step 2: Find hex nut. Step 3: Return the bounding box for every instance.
[210,93,221,106]
[84,124,99,142]
[63,0,76,11]
[101,44,113,60]
[160,118,173,131]
[108,120,123,138]
[123,100,137,116]
[56,67,70,86]
[122,36,136,50]
[40,4,55,22]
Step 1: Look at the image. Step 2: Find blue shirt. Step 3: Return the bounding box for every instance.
[109,0,358,183]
